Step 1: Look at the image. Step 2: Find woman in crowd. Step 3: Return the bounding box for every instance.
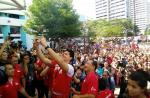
[20,52,36,97]
[97,77,115,98]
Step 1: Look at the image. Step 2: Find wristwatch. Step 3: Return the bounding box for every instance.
[45,46,50,50]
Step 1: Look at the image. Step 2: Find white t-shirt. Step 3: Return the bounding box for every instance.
[67,64,74,77]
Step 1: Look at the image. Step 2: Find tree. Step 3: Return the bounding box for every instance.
[87,19,123,40]
[87,19,139,40]
[24,0,81,38]
[144,28,150,35]
[133,24,140,35]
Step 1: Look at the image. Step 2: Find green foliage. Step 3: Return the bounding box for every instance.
[144,28,150,35]
[24,0,81,38]
[87,19,139,40]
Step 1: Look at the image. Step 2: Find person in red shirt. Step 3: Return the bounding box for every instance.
[9,51,26,98]
[33,37,75,98]
[97,78,114,98]
[9,52,25,85]
[34,58,46,98]
[97,89,114,98]
[40,63,55,97]
[73,59,98,98]
[0,64,31,98]
[35,58,50,98]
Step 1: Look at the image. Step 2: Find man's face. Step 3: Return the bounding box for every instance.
[127,79,144,97]
[84,60,93,72]
[5,64,14,77]
[11,54,18,65]
[62,51,71,62]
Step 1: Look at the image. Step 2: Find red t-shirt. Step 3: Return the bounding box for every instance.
[0,79,22,98]
[13,64,24,83]
[48,65,55,91]
[97,89,115,98]
[51,60,74,96]
[34,59,44,80]
[43,65,54,88]
[43,72,49,87]
[81,71,98,96]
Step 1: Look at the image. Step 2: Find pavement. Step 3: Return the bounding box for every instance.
[114,88,120,98]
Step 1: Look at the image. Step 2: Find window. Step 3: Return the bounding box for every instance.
[8,14,19,19]
[0,12,2,16]
[10,26,20,34]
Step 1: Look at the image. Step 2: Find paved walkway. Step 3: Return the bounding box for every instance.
[114,88,120,98]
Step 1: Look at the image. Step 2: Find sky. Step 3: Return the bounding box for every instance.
[72,0,96,20]
[25,0,96,20]
[25,0,150,20]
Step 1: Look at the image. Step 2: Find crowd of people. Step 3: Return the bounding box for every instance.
[0,36,150,98]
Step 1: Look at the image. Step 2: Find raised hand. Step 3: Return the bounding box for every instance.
[4,37,11,45]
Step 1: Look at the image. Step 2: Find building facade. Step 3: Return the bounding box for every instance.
[95,0,150,33]
[0,10,27,46]
[109,0,129,19]
[95,0,109,19]
[129,0,150,33]
[95,0,129,20]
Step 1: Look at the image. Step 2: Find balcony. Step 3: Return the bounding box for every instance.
[10,33,21,37]
[0,17,25,26]
[0,34,3,37]
[0,39,4,43]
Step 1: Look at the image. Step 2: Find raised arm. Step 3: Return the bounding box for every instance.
[33,41,51,65]
[40,37,69,73]
[40,66,49,76]
[0,38,10,57]
[37,47,51,65]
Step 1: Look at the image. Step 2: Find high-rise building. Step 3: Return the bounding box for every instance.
[109,0,129,19]
[95,0,129,20]
[95,0,109,19]
[130,0,150,33]
[95,0,150,33]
